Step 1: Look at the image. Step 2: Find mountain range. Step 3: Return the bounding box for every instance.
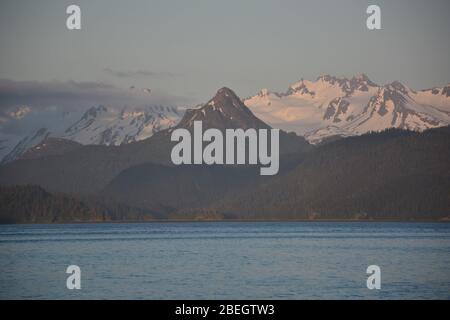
[0,104,184,163]
[0,87,309,195]
[0,85,449,222]
[2,74,449,163]
[245,74,450,143]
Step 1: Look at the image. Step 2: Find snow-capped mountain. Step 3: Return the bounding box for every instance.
[1,105,184,163]
[2,75,450,163]
[170,87,310,156]
[244,74,450,143]
[1,128,51,164]
[64,105,182,145]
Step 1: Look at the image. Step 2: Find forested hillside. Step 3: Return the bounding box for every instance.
[0,185,157,223]
[219,127,450,220]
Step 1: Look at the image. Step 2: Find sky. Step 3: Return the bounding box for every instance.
[1,0,450,105]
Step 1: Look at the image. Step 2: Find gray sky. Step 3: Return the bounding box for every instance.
[1,0,449,104]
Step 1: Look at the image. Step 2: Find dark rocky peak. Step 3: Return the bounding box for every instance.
[176,87,269,131]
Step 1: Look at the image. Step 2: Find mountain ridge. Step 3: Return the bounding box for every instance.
[0,87,311,194]
[244,75,450,144]
[0,104,184,163]
[2,75,449,162]
[2,125,448,223]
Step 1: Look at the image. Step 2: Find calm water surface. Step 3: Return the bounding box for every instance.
[0,222,449,299]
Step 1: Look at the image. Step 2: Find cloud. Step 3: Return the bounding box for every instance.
[7,106,31,119]
[0,79,121,111]
[0,79,188,111]
[0,78,191,136]
[103,68,179,79]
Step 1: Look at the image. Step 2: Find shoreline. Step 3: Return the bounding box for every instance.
[1,218,450,225]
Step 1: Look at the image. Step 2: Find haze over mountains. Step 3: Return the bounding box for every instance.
[0,83,449,223]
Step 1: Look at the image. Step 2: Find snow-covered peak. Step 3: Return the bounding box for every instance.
[1,128,50,164]
[258,88,271,97]
[7,106,32,120]
[1,104,184,163]
[64,104,183,145]
[386,81,411,95]
[287,80,316,97]
[421,84,450,97]
[245,74,450,144]
[81,105,108,120]
[284,74,379,100]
